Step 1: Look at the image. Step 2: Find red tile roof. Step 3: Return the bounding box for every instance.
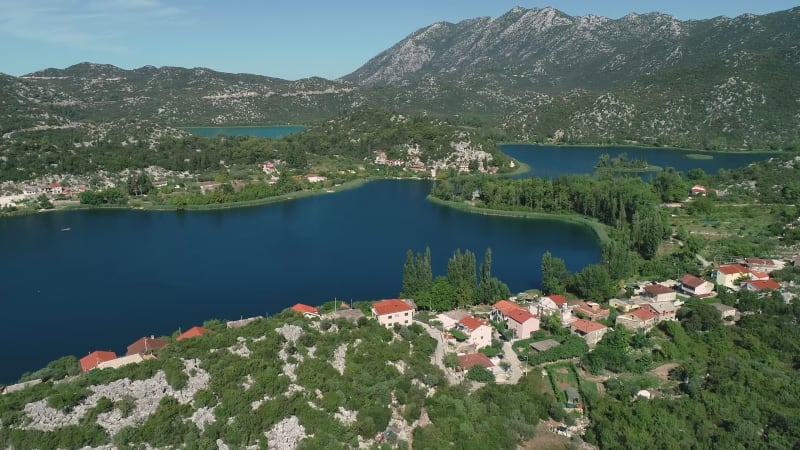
[691,185,707,193]
[544,295,568,307]
[458,353,495,370]
[745,258,776,267]
[372,299,413,316]
[493,300,522,316]
[459,316,488,332]
[631,306,659,322]
[748,270,769,280]
[644,284,675,296]
[680,274,707,289]
[80,351,117,373]
[570,319,607,334]
[506,308,536,325]
[176,326,213,341]
[291,303,320,316]
[126,337,168,356]
[718,264,748,275]
[743,279,780,291]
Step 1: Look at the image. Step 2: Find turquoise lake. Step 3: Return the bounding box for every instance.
[0,144,775,383]
[185,125,305,139]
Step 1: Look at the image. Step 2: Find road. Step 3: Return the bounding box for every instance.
[502,341,524,384]
[416,320,461,385]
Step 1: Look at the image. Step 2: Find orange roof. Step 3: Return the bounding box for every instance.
[544,295,567,307]
[718,264,748,275]
[644,284,675,295]
[372,299,413,316]
[459,316,488,332]
[458,353,495,370]
[506,308,536,325]
[745,258,776,266]
[291,303,319,316]
[631,306,659,321]
[176,326,213,341]
[80,351,117,373]
[493,300,522,316]
[680,274,707,288]
[126,337,168,356]
[743,279,780,291]
[570,319,607,334]
[748,270,769,280]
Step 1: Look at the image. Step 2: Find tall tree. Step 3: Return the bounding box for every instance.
[541,252,568,295]
[448,249,477,307]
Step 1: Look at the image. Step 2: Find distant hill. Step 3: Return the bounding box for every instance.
[2,6,800,153]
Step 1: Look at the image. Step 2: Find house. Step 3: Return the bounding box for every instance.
[44,183,63,195]
[569,319,608,346]
[609,298,639,312]
[565,387,582,409]
[715,264,750,289]
[741,279,781,293]
[80,351,117,373]
[744,258,783,273]
[176,326,213,341]
[648,301,677,321]
[539,295,568,315]
[436,309,470,329]
[226,316,264,329]
[97,353,154,370]
[457,353,495,371]
[305,174,328,183]
[126,336,168,356]
[291,303,321,319]
[710,303,738,321]
[643,284,677,302]
[679,274,714,298]
[615,306,660,332]
[198,182,220,194]
[456,316,493,350]
[530,339,561,353]
[492,300,540,339]
[572,302,610,321]
[690,185,707,196]
[372,299,414,328]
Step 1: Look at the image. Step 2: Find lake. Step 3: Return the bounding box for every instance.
[501,144,772,178]
[184,125,305,139]
[0,180,600,383]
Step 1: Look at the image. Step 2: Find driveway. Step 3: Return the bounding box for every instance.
[501,341,524,384]
[416,320,461,385]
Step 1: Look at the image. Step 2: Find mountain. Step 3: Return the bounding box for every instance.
[343,6,800,93]
[2,7,800,155]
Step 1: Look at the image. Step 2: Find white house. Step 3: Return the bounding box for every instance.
[456,316,493,350]
[715,264,750,289]
[372,299,414,328]
[642,284,677,303]
[538,295,568,315]
[436,309,470,329]
[679,274,714,298]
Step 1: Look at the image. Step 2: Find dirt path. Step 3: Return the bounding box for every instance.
[649,363,679,383]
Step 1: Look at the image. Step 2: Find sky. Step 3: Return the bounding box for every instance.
[0,0,798,80]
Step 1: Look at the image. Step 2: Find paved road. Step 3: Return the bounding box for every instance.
[416,320,461,385]
[502,341,524,385]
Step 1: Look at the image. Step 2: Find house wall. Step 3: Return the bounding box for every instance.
[436,313,460,330]
[584,328,607,346]
[716,272,742,289]
[508,317,539,339]
[467,325,493,350]
[615,315,651,332]
[374,310,413,328]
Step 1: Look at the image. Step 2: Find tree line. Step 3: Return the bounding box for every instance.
[401,247,511,310]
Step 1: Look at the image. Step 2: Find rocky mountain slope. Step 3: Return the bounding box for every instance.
[2,7,800,154]
[343,6,800,93]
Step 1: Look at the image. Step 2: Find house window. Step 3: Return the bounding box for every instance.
[404,312,409,316]
[388,315,392,319]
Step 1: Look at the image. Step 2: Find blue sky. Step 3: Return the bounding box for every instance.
[0,0,797,80]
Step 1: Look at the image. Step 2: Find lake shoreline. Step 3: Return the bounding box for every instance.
[498,142,786,155]
[426,196,610,245]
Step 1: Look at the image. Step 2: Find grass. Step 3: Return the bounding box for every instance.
[426,196,610,244]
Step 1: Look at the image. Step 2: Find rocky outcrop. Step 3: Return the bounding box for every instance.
[265,416,309,450]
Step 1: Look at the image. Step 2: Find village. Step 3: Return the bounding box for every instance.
[3,250,797,445]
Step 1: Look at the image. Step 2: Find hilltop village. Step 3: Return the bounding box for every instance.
[2,246,798,449]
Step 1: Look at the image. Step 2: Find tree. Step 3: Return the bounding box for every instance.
[571,264,616,301]
[466,366,494,383]
[475,248,511,304]
[447,249,477,307]
[37,194,54,209]
[541,252,569,295]
[127,171,153,196]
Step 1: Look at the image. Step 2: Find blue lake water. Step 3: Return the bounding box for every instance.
[0,180,600,383]
[501,144,773,178]
[185,126,305,139]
